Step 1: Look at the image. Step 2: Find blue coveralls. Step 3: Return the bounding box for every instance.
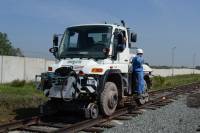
[132,55,145,95]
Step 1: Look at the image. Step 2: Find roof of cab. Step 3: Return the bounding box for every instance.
[67,23,127,30]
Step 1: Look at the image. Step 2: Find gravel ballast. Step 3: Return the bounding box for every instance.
[104,95,200,133]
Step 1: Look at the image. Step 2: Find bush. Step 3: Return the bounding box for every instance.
[10,80,25,87]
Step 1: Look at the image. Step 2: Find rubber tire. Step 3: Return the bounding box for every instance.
[100,82,118,116]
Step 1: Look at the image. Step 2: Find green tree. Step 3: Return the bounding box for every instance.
[0,32,23,56]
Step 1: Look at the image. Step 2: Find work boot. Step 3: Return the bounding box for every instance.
[135,93,146,105]
[136,93,143,99]
[143,92,149,97]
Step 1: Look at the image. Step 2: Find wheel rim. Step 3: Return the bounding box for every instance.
[108,93,118,109]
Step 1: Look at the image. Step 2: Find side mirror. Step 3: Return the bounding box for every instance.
[49,47,58,53]
[49,47,58,58]
[53,35,59,47]
[131,33,137,42]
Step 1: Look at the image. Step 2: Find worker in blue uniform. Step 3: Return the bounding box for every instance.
[132,48,145,97]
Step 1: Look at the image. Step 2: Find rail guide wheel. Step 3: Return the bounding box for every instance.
[85,103,99,119]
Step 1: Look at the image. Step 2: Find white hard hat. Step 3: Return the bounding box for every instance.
[136,48,144,54]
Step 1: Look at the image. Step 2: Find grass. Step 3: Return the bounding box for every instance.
[0,80,46,123]
[152,74,200,90]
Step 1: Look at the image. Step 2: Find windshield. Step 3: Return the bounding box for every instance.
[58,25,112,59]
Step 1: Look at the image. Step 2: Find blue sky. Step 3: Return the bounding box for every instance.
[0,0,200,66]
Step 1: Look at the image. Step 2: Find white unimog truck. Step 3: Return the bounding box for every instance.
[36,21,152,119]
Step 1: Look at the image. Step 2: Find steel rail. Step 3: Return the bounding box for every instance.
[0,116,41,133]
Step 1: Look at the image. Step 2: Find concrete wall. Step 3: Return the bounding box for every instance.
[153,68,200,77]
[0,55,55,83]
[24,57,55,81]
[2,56,25,83]
[25,57,45,81]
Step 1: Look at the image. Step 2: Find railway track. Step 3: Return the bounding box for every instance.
[0,82,200,133]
